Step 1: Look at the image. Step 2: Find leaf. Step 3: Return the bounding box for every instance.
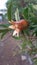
[21,42,26,50]
[0,28,11,34]
[23,7,28,19]
[0,28,11,39]
[7,1,12,21]
[29,4,34,12]
[24,29,30,36]
[33,5,37,10]
[0,24,10,28]
[1,31,9,39]
[32,28,37,36]
[15,8,20,21]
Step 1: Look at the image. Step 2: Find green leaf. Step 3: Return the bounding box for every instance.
[32,28,37,36]
[1,31,9,39]
[0,24,10,28]
[21,42,26,50]
[0,28,11,33]
[15,8,20,21]
[7,1,12,21]
[23,29,30,36]
[0,28,11,39]
[23,7,28,19]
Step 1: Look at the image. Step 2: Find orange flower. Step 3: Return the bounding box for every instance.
[8,19,29,37]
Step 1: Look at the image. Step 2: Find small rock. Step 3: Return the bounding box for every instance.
[21,55,27,61]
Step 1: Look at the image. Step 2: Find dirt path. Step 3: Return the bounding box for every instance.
[0,32,33,65]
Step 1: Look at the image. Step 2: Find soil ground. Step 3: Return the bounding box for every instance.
[0,32,33,65]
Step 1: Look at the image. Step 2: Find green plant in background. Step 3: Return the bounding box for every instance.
[23,4,37,36]
[6,0,12,21]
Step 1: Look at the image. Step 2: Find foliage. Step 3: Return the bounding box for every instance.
[0,24,11,39]
[15,8,20,21]
[6,0,37,20]
[6,0,12,21]
[0,0,37,64]
[6,0,24,20]
[23,4,37,36]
